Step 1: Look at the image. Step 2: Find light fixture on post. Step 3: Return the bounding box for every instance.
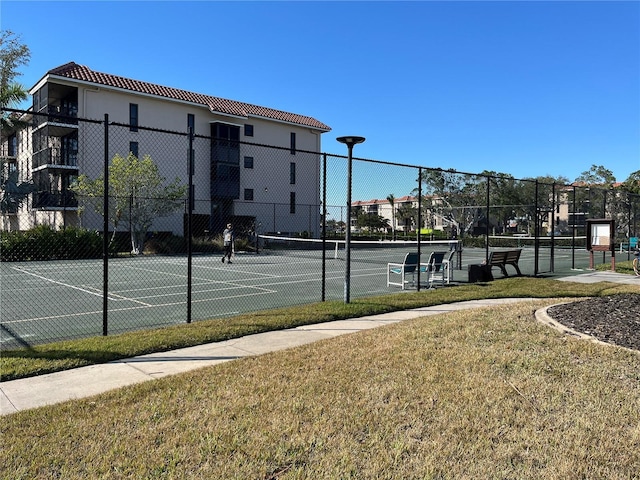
[336,135,366,303]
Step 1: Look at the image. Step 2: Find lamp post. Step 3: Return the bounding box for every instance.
[336,135,366,303]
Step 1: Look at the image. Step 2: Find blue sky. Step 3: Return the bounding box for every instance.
[2,0,639,204]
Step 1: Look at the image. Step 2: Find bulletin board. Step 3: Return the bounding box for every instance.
[586,219,614,252]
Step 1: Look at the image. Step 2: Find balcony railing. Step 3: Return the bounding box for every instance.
[33,190,78,209]
[33,104,78,128]
[0,146,17,159]
[32,148,78,170]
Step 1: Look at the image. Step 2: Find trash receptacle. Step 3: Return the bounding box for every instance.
[468,264,493,283]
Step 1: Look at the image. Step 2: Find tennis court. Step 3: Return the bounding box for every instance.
[0,238,597,350]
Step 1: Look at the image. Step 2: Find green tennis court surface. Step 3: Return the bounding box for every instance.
[1,244,596,349]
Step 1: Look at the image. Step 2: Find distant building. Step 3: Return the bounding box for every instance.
[1,62,331,236]
[352,195,447,233]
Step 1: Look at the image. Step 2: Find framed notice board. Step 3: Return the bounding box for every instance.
[586,219,615,252]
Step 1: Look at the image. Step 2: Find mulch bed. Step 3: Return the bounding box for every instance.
[546,293,640,351]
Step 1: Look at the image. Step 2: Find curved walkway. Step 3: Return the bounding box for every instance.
[2,272,637,416]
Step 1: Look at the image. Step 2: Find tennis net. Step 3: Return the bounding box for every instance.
[258,235,460,265]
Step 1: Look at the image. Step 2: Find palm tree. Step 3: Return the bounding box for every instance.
[0,83,28,130]
[1,30,34,223]
[1,169,33,214]
[1,30,31,130]
[386,194,395,240]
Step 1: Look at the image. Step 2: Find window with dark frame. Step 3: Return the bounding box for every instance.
[129,103,138,132]
[290,132,296,155]
[244,124,254,137]
[244,188,254,201]
[290,191,296,214]
[210,122,241,198]
[129,141,139,158]
[187,114,195,131]
[8,134,17,156]
[244,156,254,169]
[290,162,296,184]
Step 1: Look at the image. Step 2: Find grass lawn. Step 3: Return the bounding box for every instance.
[1,276,639,478]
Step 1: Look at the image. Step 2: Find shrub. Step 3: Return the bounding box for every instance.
[0,226,103,262]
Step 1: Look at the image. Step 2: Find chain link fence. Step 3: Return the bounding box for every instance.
[2,108,639,348]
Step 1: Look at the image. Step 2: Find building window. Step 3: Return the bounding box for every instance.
[290,192,296,214]
[244,124,254,137]
[129,103,138,132]
[244,156,254,169]
[290,132,296,155]
[3,160,17,183]
[187,114,195,132]
[211,123,240,164]
[129,142,139,158]
[8,134,17,156]
[290,162,296,184]
[244,188,254,201]
[61,134,78,166]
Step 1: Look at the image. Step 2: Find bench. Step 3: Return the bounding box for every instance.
[487,249,522,277]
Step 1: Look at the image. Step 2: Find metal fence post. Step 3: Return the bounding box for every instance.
[534,179,540,276]
[103,114,109,336]
[485,175,490,262]
[187,126,194,323]
[550,182,556,272]
[322,153,327,302]
[417,167,422,291]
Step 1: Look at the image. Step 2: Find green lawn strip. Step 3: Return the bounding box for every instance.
[1,277,637,381]
[2,301,639,478]
[596,258,636,275]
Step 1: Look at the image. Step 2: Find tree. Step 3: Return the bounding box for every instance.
[0,30,33,222]
[414,169,477,236]
[355,211,389,234]
[71,153,187,254]
[1,30,31,130]
[575,164,616,187]
[386,193,396,239]
[395,202,417,233]
[0,169,34,214]
[621,170,640,195]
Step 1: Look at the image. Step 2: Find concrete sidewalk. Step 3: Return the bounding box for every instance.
[2,272,637,416]
[555,269,640,285]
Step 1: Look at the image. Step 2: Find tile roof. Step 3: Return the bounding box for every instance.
[44,62,331,132]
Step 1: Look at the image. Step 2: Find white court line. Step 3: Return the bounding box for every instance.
[128,284,277,301]
[10,266,120,301]
[1,289,275,325]
[80,285,153,306]
[104,275,279,298]
[124,263,281,281]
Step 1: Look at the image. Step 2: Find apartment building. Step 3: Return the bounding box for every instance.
[352,195,443,233]
[2,62,331,236]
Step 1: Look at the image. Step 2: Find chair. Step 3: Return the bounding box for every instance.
[620,237,638,252]
[387,252,419,289]
[442,249,456,283]
[420,251,447,288]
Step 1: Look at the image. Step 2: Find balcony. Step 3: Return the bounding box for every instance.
[0,143,17,160]
[33,104,78,129]
[32,148,79,172]
[33,190,78,210]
